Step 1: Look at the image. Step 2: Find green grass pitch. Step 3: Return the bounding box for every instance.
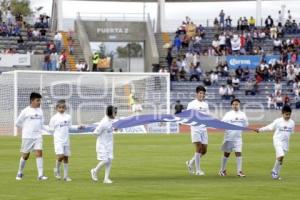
[0,132,300,200]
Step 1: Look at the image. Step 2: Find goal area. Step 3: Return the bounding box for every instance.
[0,71,170,136]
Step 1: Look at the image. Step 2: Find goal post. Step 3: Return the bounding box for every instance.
[0,70,170,136]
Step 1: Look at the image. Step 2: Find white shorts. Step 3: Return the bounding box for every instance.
[54,143,71,156]
[97,150,113,161]
[274,140,288,158]
[20,138,43,153]
[221,140,242,153]
[191,131,208,144]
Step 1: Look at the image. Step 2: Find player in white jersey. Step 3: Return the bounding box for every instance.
[219,99,249,177]
[49,100,84,182]
[256,105,295,180]
[186,85,209,176]
[15,92,48,181]
[90,105,117,184]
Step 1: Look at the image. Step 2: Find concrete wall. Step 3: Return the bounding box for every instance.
[81,20,158,72]
[200,56,226,72]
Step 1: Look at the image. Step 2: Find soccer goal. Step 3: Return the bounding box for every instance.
[0,70,170,136]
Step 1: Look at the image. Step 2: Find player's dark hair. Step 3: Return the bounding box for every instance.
[56,99,66,108]
[231,98,240,105]
[30,92,42,102]
[106,105,117,118]
[282,105,292,113]
[196,85,206,93]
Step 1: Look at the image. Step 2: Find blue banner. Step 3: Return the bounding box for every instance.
[112,110,251,131]
[226,55,261,69]
[264,55,281,65]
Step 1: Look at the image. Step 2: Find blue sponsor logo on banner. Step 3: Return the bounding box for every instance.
[264,55,280,65]
[226,56,261,69]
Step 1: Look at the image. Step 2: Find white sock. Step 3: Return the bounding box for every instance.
[63,163,69,179]
[189,155,195,166]
[194,153,201,172]
[18,157,26,174]
[36,157,43,177]
[56,160,62,175]
[236,156,242,173]
[272,160,282,174]
[220,156,228,171]
[104,160,112,180]
[95,160,106,173]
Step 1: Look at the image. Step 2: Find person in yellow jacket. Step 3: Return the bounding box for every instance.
[92,53,99,71]
[249,17,256,30]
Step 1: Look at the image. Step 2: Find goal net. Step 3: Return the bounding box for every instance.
[0,71,170,136]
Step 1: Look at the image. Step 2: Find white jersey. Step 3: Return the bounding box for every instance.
[187,99,210,133]
[259,117,295,150]
[93,116,114,155]
[222,110,249,141]
[16,106,44,139]
[49,113,77,145]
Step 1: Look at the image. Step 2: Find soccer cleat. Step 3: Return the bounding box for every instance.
[90,168,98,181]
[237,171,246,177]
[218,170,227,176]
[103,179,113,184]
[271,171,281,180]
[37,175,48,181]
[54,168,61,180]
[16,173,23,181]
[64,177,72,182]
[195,170,205,176]
[185,161,194,174]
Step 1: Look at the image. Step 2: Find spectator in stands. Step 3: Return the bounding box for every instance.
[277,23,284,38]
[293,79,300,96]
[274,79,282,95]
[232,76,240,90]
[245,34,253,54]
[245,79,256,95]
[212,34,221,56]
[258,30,266,43]
[225,16,232,30]
[43,53,51,71]
[166,48,173,68]
[242,67,250,81]
[50,53,58,71]
[235,66,243,79]
[17,35,24,50]
[291,20,298,34]
[59,50,67,71]
[179,67,187,81]
[173,35,181,55]
[270,25,278,39]
[210,71,219,85]
[54,32,62,53]
[265,15,274,29]
[67,37,74,55]
[32,28,40,41]
[237,17,242,31]
[287,67,296,86]
[219,10,225,29]
[6,7,13,26]
[274,91,283,110]
[226,84,235,100]
[241,17,249,31]
[231,34,241,55]
[277,11,283,25]
[40,27,47,41]
[170,60,179,81]
[186,21,197,40]
[174,100,184,114]
[76,60,85,71]
[203,72,212,86]
[249,16,256,30]
[159,66,168,73]
[273,38,282,52]
[92,52,99,71]
[283,94,290,106]
[189,64,201,81]
[213,18,219,29]
[219,84,227,100]
[267,94,275,109]
[219,32,226,54]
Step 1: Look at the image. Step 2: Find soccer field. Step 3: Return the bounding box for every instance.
[0,133,300,200]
